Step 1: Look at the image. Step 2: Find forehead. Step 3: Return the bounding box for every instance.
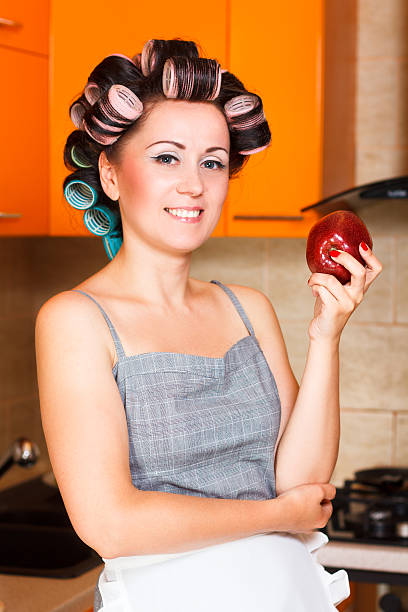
[137,99,229,143]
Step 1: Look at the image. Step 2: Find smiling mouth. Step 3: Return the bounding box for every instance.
[164,207,204,219]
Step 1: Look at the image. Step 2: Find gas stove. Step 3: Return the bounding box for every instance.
[322,468,408,546]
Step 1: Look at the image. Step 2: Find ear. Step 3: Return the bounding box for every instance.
[98,151,120,201]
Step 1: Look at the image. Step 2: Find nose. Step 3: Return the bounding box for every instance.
[176,163,204,197]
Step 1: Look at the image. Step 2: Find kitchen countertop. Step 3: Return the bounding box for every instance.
[317,539,408,574]
[0,461,103,611]
[0,564,103,612]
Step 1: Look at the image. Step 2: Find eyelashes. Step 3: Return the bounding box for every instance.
[152,153,226,170]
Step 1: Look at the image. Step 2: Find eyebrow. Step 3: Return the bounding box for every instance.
[146,140,228,154]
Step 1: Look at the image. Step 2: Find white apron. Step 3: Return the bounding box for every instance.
[96,531,349,611]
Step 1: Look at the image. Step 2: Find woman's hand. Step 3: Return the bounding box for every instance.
[271,482,336,532]
[307,242,383,342]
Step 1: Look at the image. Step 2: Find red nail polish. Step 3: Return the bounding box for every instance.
[330,250,340,257]
[361,242,368,251]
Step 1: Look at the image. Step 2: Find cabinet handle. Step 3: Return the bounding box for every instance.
[0,212,22,218]
[0,17,22,27]
[233,215,304,221]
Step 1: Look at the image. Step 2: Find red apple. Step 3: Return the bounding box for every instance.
[306,210,373,285]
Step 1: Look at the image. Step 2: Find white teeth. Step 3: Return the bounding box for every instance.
[165,208,202,218]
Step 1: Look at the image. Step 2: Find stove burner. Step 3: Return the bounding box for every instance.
[324,467,408,546]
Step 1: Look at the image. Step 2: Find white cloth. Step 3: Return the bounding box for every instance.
[97,531,349,611]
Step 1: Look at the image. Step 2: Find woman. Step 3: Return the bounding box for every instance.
[35,38,382,611]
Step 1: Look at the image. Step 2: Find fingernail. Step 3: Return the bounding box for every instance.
[360,242,369,251]
[330,250,340,258]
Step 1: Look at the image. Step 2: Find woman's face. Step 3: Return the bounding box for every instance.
[102,99,230,255]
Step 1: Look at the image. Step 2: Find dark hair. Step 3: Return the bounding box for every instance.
[62,38,271,259]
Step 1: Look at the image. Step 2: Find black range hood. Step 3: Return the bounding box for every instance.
[300,175,408,217]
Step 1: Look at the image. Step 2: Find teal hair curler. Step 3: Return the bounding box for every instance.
[64,179,98,209]
[83,204,123,260]
[83,204,120,236]
[102,233,123,260]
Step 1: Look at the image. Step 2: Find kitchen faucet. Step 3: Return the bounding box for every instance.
[0,437,40,479]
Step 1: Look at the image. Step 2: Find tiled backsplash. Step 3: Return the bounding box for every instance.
[1,0,407,492]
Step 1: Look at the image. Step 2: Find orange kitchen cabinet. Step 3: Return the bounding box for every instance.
[0,0,49,55]
[0,46,49,235]
[49,1,229,238]
[225,1,324,237]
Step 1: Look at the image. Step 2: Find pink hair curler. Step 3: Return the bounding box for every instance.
[207,63,221,100]
[231,110,266,131]
[141,39,156,76]
[70,100,89,128]
[132,53,142,68]
[162,58,178,98]
[82,119,119,145]
[224,94,258,119]
[107,84,143,120]
[82,84,143,144]
[239,143,270,155]
[162,57,221,100]
[84,81,100,105]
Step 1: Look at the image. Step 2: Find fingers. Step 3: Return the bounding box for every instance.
[308,273,354,309]
[308,242,384,304]
[319,500,334,525]
[320,483,336,500]
[329,248,366,293]
[357,242,383,290]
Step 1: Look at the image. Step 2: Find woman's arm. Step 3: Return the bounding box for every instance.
[230,242,382,496]
[274,337,340,494]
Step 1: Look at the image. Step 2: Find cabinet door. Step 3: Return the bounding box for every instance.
[0,0,49,56]
[226,1,324,237]
[50,0,228,237]
[0,47,48,235]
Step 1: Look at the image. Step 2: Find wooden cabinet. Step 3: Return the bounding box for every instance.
[0,43,49,235]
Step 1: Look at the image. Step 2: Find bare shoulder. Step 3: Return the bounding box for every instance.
[35,289,114,367]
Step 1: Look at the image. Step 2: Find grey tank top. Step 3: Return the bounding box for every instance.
[71,279,281,500]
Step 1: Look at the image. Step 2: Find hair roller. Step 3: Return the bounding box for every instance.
[141,38,200,78]
[64,178,98,209]
[225,94,271,155]
[83,84,143,144]
[71,144,92,168]
[84,81,101,105]
[69,97,90,128]
[102,233,123,261]
[162,57,221,101]
[224,94,259,121]
[239,143,270,155]
[141,39,156,76]
[83,204,121,236]
[132,52,142,69]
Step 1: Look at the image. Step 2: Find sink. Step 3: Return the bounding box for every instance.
[0,474,103,578]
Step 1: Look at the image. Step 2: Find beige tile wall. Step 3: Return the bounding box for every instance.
[1,0,407,494]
